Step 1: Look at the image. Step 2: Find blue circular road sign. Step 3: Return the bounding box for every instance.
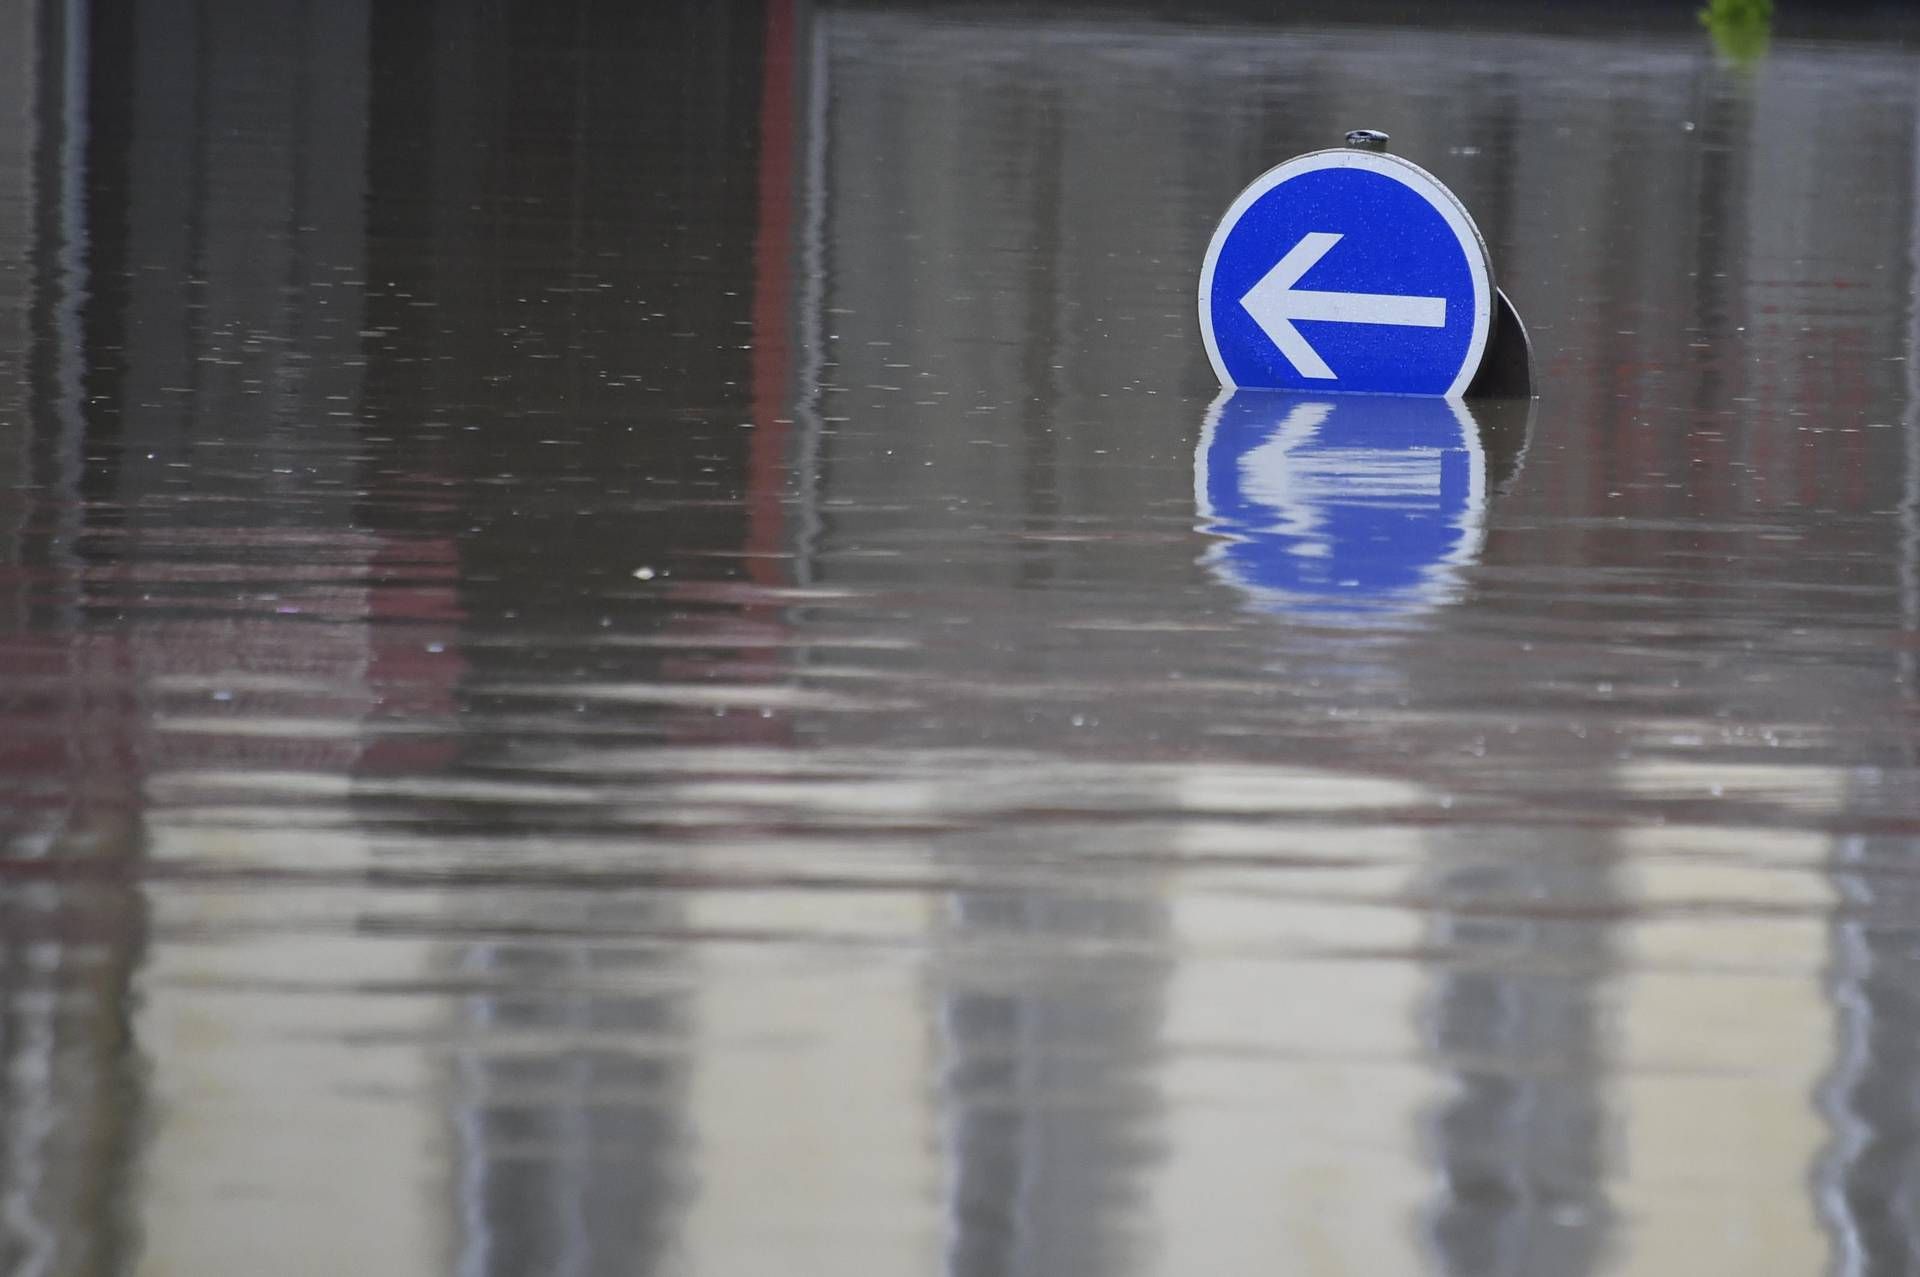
[1199,150,1494,397]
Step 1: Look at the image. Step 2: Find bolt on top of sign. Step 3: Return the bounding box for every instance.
[1200,131,1500,399]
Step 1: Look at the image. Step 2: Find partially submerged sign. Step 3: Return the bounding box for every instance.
[1199,133,1530,399]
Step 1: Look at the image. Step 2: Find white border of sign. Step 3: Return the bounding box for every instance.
[1198,149,1496,400]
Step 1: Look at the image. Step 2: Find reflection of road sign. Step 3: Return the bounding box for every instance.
[1195,390,1487,619]
[1199,151,1494,397]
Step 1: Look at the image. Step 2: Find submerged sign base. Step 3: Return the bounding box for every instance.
[1199,136,1533,400]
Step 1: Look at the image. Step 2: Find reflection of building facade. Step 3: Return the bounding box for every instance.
[931,880,1169,1277]
[1824,811,1920,1276]
[1814,81,1920,1277]
[73,3,457,1273]
[0,1,28,470]
[357,5,784,1275]
[0,7,144,1276]
[798,10,1920,1277]
[1417,825,1614,1277]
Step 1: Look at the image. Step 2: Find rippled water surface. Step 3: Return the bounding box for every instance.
[4,2,1920,1274]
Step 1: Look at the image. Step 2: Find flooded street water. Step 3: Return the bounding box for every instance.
[4,2,1920,1273]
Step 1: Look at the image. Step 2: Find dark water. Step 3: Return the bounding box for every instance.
[3,1,1920,1273]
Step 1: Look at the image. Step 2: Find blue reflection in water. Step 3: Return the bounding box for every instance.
[1195,390,1489,620]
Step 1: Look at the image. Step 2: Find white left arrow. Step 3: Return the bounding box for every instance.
[1239,232,1447,380]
